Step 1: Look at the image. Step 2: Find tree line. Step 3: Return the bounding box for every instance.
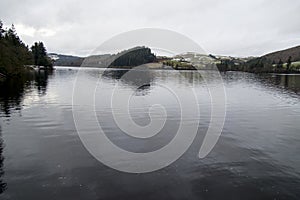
[0,20,52,77]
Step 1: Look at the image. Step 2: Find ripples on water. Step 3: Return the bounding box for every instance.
[0,67,299,199]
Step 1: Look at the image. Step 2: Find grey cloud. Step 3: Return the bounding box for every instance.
[0,0,300,57]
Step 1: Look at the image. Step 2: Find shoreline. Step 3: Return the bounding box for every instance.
[53,65,300,74]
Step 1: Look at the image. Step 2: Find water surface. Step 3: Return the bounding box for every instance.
[0,67,300,199]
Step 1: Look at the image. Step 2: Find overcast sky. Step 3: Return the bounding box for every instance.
[1,0,300,57]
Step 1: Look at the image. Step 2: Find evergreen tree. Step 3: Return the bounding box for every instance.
[286,56,292,72]
[0,20,51,76]
[0,20,4,39]
[278,59,283,69]
[31,42,52,68]
[0,23,32,75]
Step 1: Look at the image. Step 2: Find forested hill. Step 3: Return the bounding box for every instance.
[81,47,156,68]
[261,45,300,63]
[110,47,156,67]
[243,45,300,73]
[0,20,52,77]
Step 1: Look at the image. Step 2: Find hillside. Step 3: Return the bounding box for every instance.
[263,45,300,63]
[50,45,300,73]
[243,45,300,73]
[81,47,156,68]
[48,53,84,66]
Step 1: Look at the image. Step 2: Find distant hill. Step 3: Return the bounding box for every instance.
[244,45,300,72]
[48,53,84,66]
[49,45,300,73]
[163,45,300,73]
[81,46,156,68]
[110,47,156,67]
[262,45,300,63]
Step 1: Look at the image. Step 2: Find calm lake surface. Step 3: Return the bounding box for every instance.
[0,67,300,199]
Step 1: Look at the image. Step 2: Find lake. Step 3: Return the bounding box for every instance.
[0,67,300,199]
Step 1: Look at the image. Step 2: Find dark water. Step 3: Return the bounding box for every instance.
[0,67,300,199]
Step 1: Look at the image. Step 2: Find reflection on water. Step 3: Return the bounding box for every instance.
[103,67,153,86]
[226,72,300,94]
[34,70,52,95]
[260,74,300,94]
[0,70,52,117]
[0,127,6,194]
[0,67,300,199]
[102,66,155,97]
